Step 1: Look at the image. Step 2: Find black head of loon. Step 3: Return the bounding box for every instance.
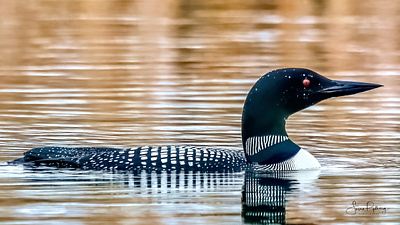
[242,68,382,165]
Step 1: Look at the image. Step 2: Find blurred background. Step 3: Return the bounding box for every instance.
[0,0,399,224]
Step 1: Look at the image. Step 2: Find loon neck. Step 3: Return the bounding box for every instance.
[244,134,300,165]
[245,135,289,156]
[241,78,290,146]
[241,90,299,164]
[242,115,288,143]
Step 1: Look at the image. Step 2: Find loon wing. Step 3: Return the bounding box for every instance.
[11,146,248,172]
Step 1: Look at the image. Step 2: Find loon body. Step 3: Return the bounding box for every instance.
[17,146,248,172]
[11,68,381,172]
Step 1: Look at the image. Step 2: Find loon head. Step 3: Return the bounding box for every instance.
[242,68,382,165]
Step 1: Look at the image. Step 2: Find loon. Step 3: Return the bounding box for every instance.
[10,68,381,172]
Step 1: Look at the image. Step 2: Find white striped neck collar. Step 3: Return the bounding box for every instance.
[245,135,289,156]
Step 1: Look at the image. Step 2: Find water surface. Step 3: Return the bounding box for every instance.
[0,0,399,224]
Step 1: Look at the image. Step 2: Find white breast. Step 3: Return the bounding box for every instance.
[252,149,321,171]
[289,149,321,170]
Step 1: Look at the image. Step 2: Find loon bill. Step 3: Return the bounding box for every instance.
[10,68,382,172]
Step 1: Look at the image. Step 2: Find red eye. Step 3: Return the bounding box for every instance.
[303,78,310,87]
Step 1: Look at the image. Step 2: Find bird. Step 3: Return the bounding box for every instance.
[10,68,381,172]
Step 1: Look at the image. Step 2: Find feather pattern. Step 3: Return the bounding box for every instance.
[245,135,289,156]
[20,146,249,172]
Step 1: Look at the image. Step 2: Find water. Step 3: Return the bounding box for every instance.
[0,0,399,224]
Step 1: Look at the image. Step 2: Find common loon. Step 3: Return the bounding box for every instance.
[10,68,381,172]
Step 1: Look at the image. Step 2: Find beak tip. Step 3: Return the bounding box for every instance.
[370,83,383,90]
[319,81,382,97]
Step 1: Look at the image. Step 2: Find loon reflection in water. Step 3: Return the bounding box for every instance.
[241,170,320,224]
[10,68,381,172]
[17,168,318,224]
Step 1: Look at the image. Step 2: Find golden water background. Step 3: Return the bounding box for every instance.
[0,0,399,224]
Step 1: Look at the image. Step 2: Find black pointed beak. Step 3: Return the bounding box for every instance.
[317,80,382,98]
